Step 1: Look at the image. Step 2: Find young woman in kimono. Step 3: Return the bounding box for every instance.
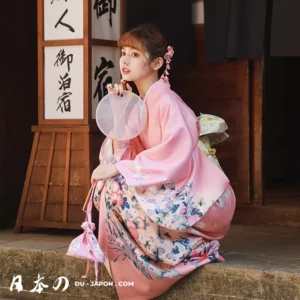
[91,24,236,300]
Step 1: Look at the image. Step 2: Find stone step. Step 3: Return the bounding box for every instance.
[0,225,300,300]
[1,248,300,300]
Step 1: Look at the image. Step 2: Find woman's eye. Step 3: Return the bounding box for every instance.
[132,52,139,57]
[121,51,126,56]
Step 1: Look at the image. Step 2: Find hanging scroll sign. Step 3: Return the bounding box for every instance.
[96,91,147,140]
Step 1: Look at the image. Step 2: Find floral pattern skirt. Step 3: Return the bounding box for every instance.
[95,175,236,300]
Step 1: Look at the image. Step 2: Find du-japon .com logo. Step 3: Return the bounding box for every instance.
[9,274,134,294]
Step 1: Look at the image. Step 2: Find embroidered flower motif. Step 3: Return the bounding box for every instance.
[187,215,199,224]
[126,220,139,239]
[180,207,187,214]
[126,220,135,228]
[129,227,139,239]
[133,162,141,172]
[111,181,120,193]
[118,195,125,206]
[195,222,206,229]
[121,197,130,210]
[135,217,145,229]
[216,198,225,209]
[111,192,118,205]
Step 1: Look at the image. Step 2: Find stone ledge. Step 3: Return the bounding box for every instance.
[0,248,300,300]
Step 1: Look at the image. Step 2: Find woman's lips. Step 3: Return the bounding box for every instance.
[122,68,130,74]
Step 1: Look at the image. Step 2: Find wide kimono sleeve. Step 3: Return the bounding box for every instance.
[115,93,200,187]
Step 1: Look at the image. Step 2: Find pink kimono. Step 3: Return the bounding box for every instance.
[95,79,236,299]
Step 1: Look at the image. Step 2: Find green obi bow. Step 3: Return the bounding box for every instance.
[197,113,229,170]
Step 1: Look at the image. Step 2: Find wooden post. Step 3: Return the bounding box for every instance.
[250,60,264,205]
[15,0,125,232]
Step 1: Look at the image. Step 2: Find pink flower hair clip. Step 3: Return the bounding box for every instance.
[161,46,174,83]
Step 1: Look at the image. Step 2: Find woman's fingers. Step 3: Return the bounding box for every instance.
[121,79,126,90]
[126,82,132,92]
[107,83,114,94]
[107,82,130,96]
[119,83,124,96]
[121,79,132,92]
[114,83,120,95]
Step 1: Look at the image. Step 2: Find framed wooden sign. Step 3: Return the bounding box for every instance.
[15,0,125,232]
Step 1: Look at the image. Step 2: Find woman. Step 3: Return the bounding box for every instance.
[91,23,236,299]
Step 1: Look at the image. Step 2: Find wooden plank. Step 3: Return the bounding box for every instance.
[69,186,87,205]
[63,132,71,222]
[52,150,67,167]
[83,0,91,125]
[42,39,84,46]
[54,133,67,149]
[251,60,264,205]
[27,184,44,203]
[31,167,47,185]
[32,125,90,132]
[37,0,44,125]
[40,132,56,221]
[46,185,64,204]
[49,167,65,185]
[68,204,86,223]
[233,205,300,228]
[71,133,85,150]
[34,151,49,167]
[39,119,87,125]
[20,220,82,230]
[45,203,63,222]
[237,60,250,204]
[70,150,85,167]
[91,39,118,46]
[121,0,127,33]
[23,202,41,221]
[69,167,85,186]
[38,133,53,149]
[14,132,40,233]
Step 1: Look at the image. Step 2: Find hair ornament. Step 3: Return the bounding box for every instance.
[161,46,174,82]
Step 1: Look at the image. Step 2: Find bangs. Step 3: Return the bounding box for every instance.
[117,32,145,52]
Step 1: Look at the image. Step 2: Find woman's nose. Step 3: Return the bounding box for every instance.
[122,55,130,64]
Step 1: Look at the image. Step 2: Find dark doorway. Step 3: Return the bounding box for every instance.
[263,56,300,205]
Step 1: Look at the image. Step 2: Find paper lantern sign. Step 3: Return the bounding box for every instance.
[44,0,84,40]
[44,45,84,119]
[92,0,121,41]
[91,46,121,119]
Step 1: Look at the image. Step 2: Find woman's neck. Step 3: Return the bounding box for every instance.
[135,73,159,99]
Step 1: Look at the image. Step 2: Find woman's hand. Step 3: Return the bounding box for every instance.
[91,164,120,183]
[107,79,132,96]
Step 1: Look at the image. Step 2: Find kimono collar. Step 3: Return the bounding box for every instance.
[144,79,171,103]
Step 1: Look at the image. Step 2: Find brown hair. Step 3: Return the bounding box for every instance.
[118,23,168,76]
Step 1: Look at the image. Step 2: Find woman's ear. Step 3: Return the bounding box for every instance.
[152,57,164,71]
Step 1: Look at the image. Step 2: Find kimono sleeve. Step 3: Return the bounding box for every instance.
[115,94,200,187]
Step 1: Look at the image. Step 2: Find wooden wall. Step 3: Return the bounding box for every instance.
[0,14,252,230]
[171,24,251,204]
[0,2,38,228]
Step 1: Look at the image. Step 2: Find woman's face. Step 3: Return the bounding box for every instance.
[119,46,154,82]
